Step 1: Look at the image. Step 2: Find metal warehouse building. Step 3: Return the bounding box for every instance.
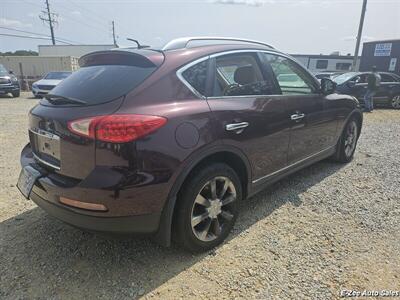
[359,39,400,75]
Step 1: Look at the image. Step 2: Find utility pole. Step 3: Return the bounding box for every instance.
[39,0,57,45]
[352,0,367,71]
[112,20,117,47]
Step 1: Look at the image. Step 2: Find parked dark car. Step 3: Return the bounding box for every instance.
[315,72,344,80]
[17,37,363,252]
[334,71,400,109]
[0,64,20,97]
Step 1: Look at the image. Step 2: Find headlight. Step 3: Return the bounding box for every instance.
[32,83,38,88]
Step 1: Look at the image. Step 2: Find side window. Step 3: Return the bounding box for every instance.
[380,74,395,82]
[316,60,328,69]
[211,53,275,97]
[262,54,317,95]
[181,59,208,96]
[355,74,368,83]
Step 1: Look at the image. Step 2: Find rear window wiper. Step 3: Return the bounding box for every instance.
[44,94,87,105]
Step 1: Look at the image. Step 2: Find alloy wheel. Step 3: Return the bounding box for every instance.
[391,96,400,109]
[344,121,358,158]
[190,176,236,242]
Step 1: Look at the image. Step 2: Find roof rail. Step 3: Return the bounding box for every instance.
[162,36,274,51]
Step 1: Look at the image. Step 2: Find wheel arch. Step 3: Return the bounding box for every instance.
[350,109,363,137]
[153,145,252,246]
[338,108,363,139]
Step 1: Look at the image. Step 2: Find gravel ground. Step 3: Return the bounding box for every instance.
[0,92,399,299]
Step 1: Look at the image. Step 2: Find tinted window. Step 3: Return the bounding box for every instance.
[49,64,156,105]
[263,54,316,95]
[333,72,359,84]
[211,53,275,97]
[182,60,208,96]
[380,74,396,82]
[316,60,328,69]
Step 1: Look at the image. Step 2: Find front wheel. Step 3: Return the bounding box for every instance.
[174,163,241,252]
[390,95,400,109]
[332,117,360,163]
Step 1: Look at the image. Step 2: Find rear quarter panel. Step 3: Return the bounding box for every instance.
[111,69,218,213]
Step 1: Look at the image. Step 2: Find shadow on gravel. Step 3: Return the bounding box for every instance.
[0,160,344,299]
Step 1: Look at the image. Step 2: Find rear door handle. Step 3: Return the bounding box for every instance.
[290,113,305,121]
[226,122,249,133]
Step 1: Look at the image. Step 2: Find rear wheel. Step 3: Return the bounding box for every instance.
[333,117,359,163]
[390,95,400,109]
[174,163,241,252]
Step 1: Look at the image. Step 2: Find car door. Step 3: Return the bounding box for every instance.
[352,73,369,101]
[260,53,338,164]
[204,51,291,182]
[377,73,400,104]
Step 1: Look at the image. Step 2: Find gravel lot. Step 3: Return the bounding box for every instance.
[1,92,399,299]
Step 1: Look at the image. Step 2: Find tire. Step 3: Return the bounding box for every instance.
[12,90,20,98]
[332,117,360,163]
[174,163,242,252]
[390,95,400,109]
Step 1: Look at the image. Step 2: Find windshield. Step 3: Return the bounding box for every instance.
[49,64,156,105]
[45,72,72,80]
[333,72,358,85]
[0,64,9,76]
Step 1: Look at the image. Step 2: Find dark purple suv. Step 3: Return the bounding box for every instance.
[17,37,362,252]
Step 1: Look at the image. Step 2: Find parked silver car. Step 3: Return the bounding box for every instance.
[32,71,72,98]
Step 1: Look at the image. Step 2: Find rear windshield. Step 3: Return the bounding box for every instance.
[49,59,157,105]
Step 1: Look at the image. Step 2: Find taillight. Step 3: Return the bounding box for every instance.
[67,114,167,143]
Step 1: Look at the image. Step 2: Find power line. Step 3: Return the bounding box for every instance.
[0,26,81,45]
[53,3,111,39]
[0,33,73,44]
[64,0,113,29]
[39,0,58,45]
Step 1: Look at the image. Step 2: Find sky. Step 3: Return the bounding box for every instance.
[1,0,399,55]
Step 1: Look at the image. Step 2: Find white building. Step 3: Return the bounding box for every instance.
[38,44,116,58]
[291,54,360,73]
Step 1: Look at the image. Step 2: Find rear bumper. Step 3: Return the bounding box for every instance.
[19,144,163,234]
[30,191,160,233]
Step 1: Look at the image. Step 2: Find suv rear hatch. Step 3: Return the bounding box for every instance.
[28,49,164,179]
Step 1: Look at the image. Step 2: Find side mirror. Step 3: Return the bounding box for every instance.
[321,78,336,95]
[8,70,14,75]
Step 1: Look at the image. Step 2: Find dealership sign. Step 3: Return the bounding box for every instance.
[374,43,392,56]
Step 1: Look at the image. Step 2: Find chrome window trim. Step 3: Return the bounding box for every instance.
[176,56,209,100]
[252,146,335,184]
[176,49,320,100]
[33,153,61,170]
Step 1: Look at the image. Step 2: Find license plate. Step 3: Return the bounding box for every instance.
[34,130,60,161]
[17,166,42,199]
